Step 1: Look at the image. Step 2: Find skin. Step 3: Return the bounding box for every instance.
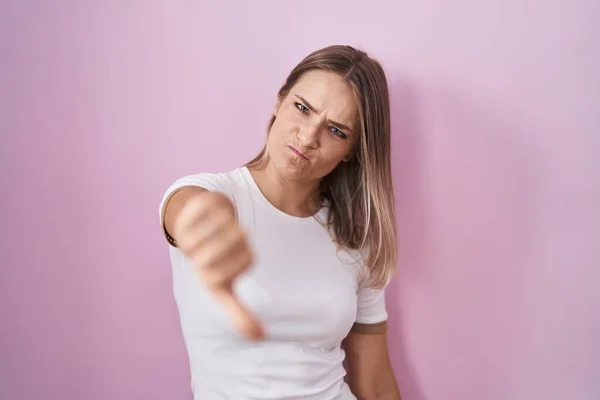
[250,68,359,218]
[164,69,400,399]
[344,332,401,399]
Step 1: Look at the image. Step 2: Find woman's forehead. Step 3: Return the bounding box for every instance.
[290,70,359,124]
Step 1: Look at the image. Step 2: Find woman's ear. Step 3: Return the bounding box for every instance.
[342,147,356,163]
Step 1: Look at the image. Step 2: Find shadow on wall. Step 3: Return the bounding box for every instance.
[385,77,543,400]
[385,78,429,400]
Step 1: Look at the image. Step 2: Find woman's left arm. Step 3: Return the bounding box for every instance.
[343,327,401,400]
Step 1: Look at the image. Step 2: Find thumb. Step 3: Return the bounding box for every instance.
[211,284,265,340]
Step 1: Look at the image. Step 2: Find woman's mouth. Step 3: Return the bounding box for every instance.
[288,145,309,161]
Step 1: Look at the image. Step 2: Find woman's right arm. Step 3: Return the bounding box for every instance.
[162,186,207,245]
[160,184,264,340]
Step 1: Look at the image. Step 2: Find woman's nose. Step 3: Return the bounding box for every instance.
[297,123,320,148]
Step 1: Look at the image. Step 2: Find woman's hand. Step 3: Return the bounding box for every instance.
[172,190,264,340]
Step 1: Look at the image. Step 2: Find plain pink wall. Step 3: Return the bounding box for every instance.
[1,1,598,399]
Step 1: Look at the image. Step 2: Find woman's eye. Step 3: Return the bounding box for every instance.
[295,102,309,114]
[330,126,347,138]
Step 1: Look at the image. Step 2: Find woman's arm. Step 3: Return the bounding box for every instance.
[343,328,401,400]
[162,186,207,243]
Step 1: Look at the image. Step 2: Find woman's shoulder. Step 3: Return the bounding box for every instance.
[159,167,250,212]
[168,166,248,192]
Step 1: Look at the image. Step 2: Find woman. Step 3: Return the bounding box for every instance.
[160,45,401,399]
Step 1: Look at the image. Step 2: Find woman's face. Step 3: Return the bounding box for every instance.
[267,69,360,183]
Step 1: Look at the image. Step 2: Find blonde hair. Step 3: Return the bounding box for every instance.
[247,45,397,288]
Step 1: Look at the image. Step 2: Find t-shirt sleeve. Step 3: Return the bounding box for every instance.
[352,265,389,334]
[158,172,235,241]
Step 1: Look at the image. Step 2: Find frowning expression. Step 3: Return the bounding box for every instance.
[267,69,360,182]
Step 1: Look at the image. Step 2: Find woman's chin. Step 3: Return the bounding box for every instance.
[273,157,311,180]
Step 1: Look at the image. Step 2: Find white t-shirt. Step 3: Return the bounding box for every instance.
[159,166,388,400]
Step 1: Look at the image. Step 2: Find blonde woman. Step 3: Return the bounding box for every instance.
[160,45,401,399]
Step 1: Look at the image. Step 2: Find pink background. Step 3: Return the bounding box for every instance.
[1,1,598,399]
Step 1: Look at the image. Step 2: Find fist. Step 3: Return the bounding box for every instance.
[173,191,251,285]
[172,190,264,340]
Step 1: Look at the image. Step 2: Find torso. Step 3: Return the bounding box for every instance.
[167,167,365,399]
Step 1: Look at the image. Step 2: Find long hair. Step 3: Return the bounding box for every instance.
[246,45,397,288]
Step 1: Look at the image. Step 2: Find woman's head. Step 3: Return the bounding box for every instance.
[248,44,397,287]
[267,68,359,182]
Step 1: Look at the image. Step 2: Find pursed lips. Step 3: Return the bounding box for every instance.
[288,145,310,160]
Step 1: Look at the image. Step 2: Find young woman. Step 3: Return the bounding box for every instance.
[160,44,401,399]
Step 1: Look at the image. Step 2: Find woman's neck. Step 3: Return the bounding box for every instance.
[248,164,321,218]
